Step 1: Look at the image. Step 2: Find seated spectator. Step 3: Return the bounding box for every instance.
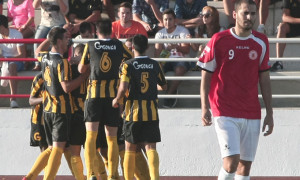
[112,2,148,38]
[65,0,102,36]
[7,0,35,38]
[132,0,169,37]
[174,0,207,36]
[32,0,69,71]
[154,9,190,108]
[272,0,300,71]
[0,15,26,108]
[73,22,95,48]
[191,6,225,55]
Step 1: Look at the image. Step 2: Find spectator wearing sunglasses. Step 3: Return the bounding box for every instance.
[191,6,225,55]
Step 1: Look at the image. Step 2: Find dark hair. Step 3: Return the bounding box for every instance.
[133,34,148,54]
[126,36,133,43]
[119,2,132,12]
[74,44,85,56]
[48,27,67,46]
[234,0,257,11]
[79,22,92,34]
[96,18,112,36]
[162,9,176,18]
[0,15,8,28]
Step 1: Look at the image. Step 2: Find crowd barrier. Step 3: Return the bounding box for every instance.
[0,38,299,99]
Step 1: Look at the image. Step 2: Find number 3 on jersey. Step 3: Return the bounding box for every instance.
[141,72,149,93]
[100,52,112,72]
[229,49,234,60]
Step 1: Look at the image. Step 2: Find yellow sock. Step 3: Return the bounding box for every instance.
[134,151,150,180]
[106,136,119,179]
[95,152,107,180]
[43,147,63,180]
[119,150,125,177]
[84,131,98,179]
[123,151,136,180]
[64,149,74,176]
[71,156,85,180]
[26,148,52,180]
[146,150,159,180]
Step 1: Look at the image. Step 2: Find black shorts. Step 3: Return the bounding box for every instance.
[30,120,48,148]
[44,112,70,146]
[287,24,300,38]
[123,120,161,144]
[96,118,125,149]
[84,98,120,127]
[69,110,86,145]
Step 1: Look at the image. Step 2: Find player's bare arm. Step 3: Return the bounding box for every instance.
[60,70,90,93]
[259,70,274,136]
[200,70,213,126]
[112,81,129,108]
[29,96,43,106]
[157,84,167,91]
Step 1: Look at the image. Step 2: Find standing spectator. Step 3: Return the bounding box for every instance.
[112,2,148,38]
[271,0,300,71]
[7,0,35,38]
[198,0,274,179]
[174,0,207,36]
[154,9,190,108]
[191,6,225,55]
[112,34,167,180]
[0,15,26,108]
[65,0,102,36]
[132,0,169,37]
[78,19,133,180]
[32,0,69,71]
[0,0,3,15]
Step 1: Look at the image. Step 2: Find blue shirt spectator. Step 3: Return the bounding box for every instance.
[133,0,169,36]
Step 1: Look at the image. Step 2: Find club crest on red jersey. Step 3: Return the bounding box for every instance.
[249,50,258,60]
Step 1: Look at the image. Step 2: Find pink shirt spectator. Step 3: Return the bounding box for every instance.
[7,0,35,28]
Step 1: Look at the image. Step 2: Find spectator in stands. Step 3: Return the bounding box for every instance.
[112,2,148,38]
[32,0,69,71]
[103,0,116,22]
[174,0,207,36]
[7,0,35,38]
[271,0,300,71]
[223,0,272,33]
[132,0,169,37]
[0,0,3,15]
[65,0,102,37]
[154,9,190,108]
[0,15,26,108]
[191,6,225,55]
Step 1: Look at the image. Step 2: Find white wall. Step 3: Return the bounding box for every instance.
[0,108,300,176]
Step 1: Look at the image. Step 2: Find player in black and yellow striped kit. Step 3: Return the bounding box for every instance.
[37,27,89,180]
[78,19,133,180]
[112,34,167,180]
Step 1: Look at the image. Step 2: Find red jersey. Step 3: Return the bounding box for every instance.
[111,20,148,39]
[197,29,270,119]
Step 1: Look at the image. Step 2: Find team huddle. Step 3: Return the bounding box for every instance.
[24,0,274,180]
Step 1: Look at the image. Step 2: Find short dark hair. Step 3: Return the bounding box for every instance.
[119,2,132,12]
[133,34,148,54]
[0,15,8,28]
[162,9,176,18]
[48,27,67,46]
[96,19,112,36]
[79,22,92,34]
[234,0,257,11]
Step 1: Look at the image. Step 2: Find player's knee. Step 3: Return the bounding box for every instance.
[236,160,252,176]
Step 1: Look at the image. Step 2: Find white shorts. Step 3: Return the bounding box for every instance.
[214,116,261,161]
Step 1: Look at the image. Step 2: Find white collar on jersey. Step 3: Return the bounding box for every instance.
[230,28,253,40]
[49,51,63,57]
[135,56,148,58]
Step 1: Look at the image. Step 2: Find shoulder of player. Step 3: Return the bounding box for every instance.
[251,30,269,42]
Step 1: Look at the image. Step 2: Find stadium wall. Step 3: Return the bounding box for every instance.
[0,108,299,177]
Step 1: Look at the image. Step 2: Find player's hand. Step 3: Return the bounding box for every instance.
[112,98,119,108]
[201,109,212,126]
[262,113,274,136]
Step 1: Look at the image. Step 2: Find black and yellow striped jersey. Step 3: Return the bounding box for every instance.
[30,72,44,125]
[120,56,167,122]
[80,39,133,99]
[70,64,88,112]
[38,51,74,114]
